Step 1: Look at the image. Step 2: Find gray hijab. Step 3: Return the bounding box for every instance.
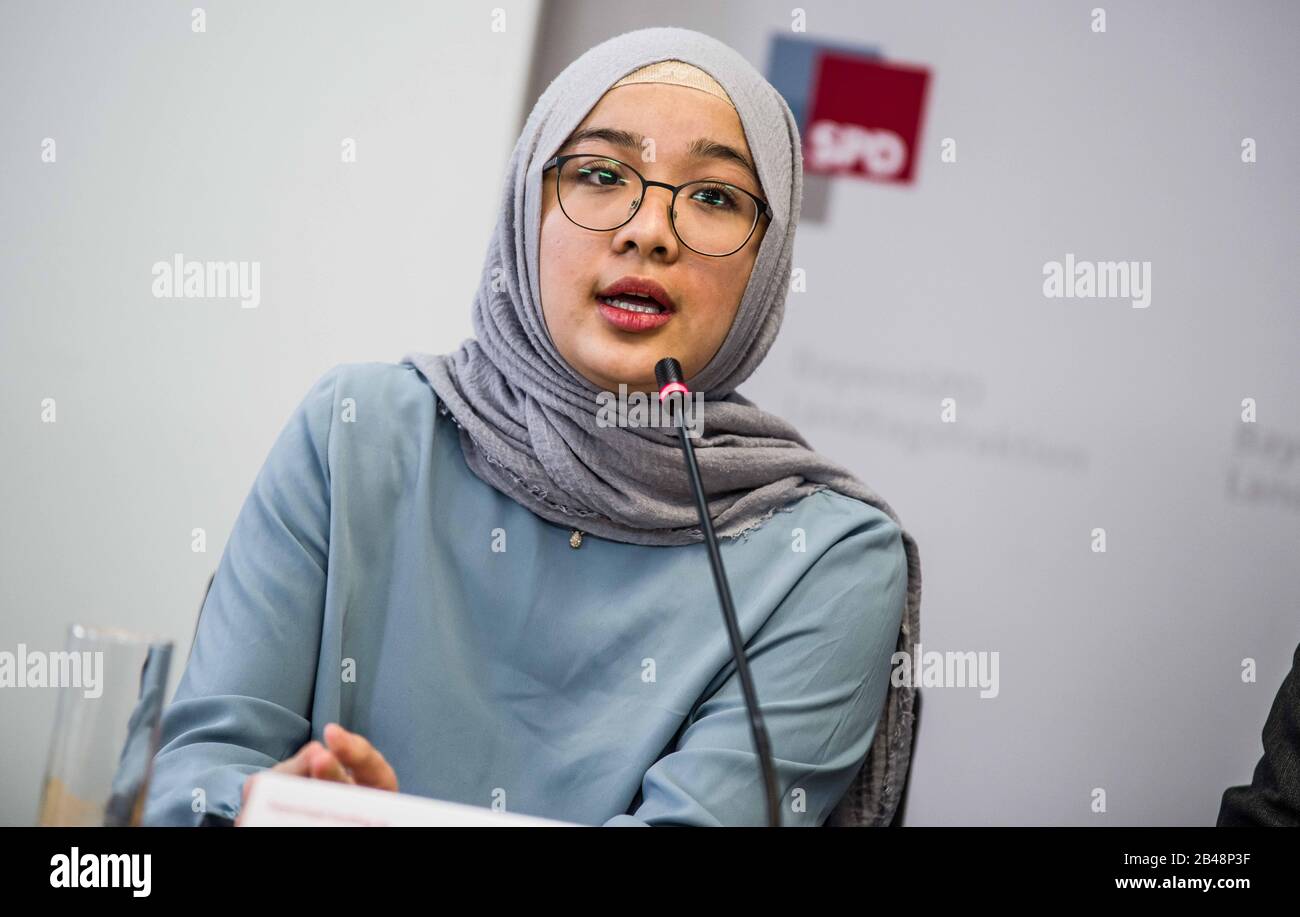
[401,26,921,827]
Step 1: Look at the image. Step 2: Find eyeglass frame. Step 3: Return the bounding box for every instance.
[541,152,773,258]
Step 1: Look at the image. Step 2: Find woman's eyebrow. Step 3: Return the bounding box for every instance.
[564,126,642,154]
[685,138,760,187]
[564,126,760,186]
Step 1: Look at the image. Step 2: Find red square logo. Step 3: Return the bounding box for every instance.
[805,53,931,184]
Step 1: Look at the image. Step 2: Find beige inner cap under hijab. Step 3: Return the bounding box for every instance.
[609,59,736,110]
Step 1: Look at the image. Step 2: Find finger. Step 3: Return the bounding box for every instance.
[324,723,398,791]
[307,743,355,783]
[241,739,315,811]
[276,741,321,777]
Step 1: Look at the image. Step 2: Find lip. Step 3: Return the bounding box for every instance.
[596,276,677,312]
[595,297,674,332]
[594,275,677,333]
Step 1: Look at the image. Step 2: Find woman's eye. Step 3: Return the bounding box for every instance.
[576,162,626,187]
[690,184,738,210]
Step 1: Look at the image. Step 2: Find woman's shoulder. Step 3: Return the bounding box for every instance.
[301,360,441,427]
[777,486,909,596]
[294,360,443,460]
[787,485,905,550]
[310,360,437,407]
[735,483,907,603]
[794,487,909,632]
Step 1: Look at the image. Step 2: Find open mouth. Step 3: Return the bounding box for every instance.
[595,293,668,314]
[595,276,677,312]
[593,276,677,331]
[593,293,674,331]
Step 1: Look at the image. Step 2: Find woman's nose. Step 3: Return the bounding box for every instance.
[609,186,680,258]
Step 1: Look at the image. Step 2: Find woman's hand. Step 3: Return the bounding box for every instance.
[235,723,399,825]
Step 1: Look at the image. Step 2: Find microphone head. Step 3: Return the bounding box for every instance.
[655,357,685,390]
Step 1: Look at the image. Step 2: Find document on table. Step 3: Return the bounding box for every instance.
[238,771,582,827]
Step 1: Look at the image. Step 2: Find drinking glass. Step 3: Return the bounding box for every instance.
[36,624,173,827]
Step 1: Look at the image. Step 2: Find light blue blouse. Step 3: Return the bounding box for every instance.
[142,361,908,827]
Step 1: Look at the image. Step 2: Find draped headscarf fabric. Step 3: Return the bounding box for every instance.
[401,26,922,827]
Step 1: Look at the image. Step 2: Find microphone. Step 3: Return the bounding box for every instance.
[655,356,781,828]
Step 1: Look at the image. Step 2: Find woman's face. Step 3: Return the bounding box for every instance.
[539,83,769,395]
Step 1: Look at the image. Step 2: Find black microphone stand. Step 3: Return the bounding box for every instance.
[656,357,781,827]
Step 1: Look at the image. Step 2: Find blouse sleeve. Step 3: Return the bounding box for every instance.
[141,366,340,826]
[602,508,908,826]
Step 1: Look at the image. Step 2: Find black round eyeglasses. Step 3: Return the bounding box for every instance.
[542,153,772,257]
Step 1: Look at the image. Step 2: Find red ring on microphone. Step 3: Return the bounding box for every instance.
[658,381,689,400]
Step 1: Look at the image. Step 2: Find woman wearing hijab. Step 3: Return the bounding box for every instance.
[143,26,922,828]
